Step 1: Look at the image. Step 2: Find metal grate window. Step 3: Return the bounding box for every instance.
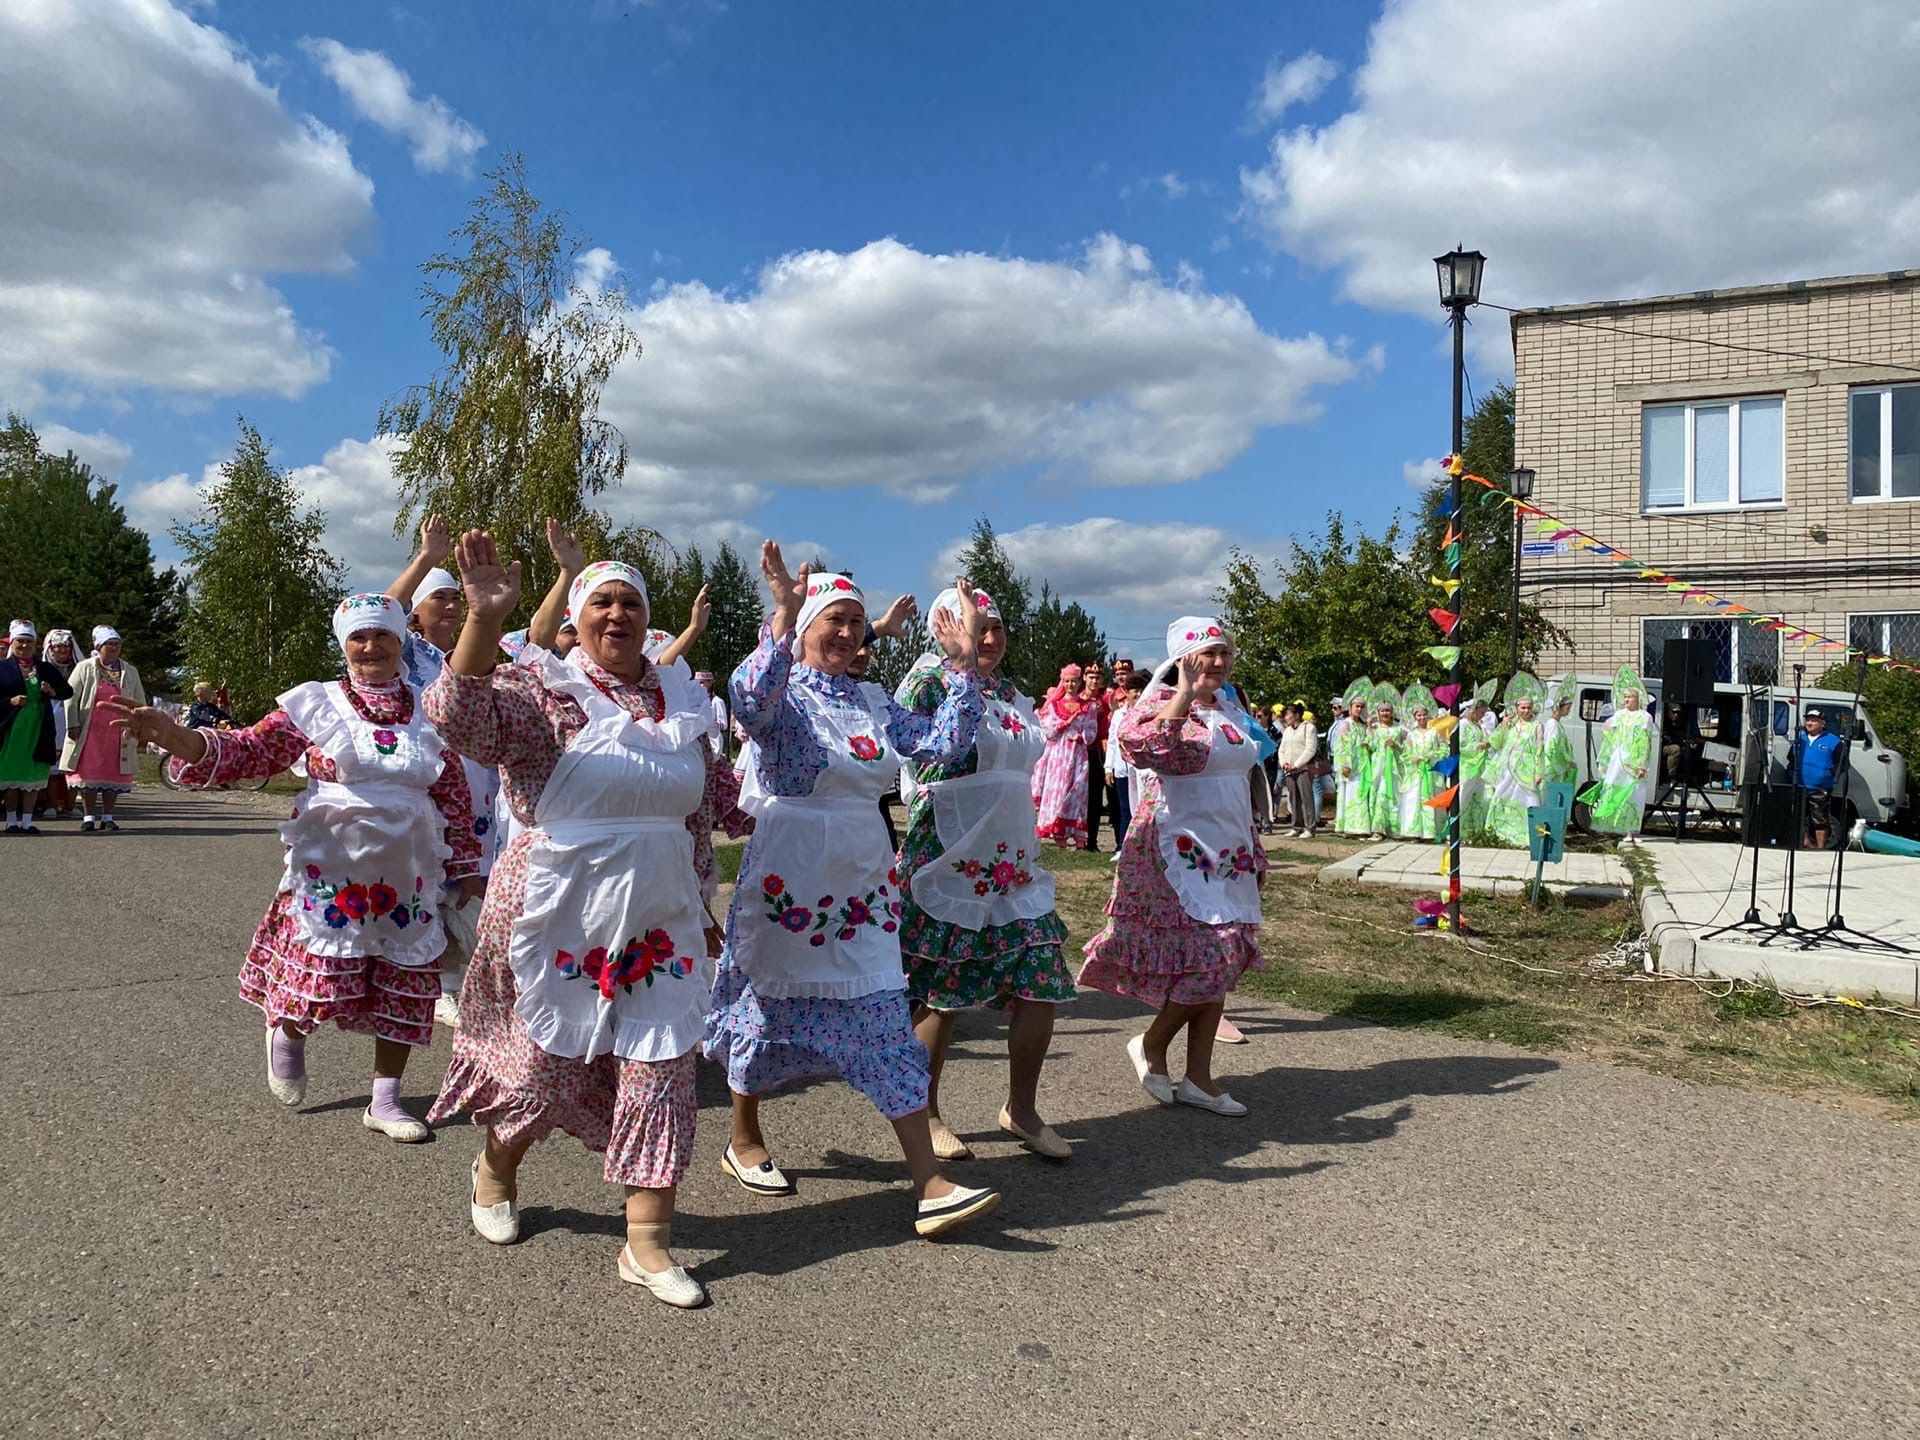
[1847,611,1920,662]
[1642,617,1778,686]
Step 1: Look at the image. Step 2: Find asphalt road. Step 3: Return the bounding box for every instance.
[4,789,1917,1438]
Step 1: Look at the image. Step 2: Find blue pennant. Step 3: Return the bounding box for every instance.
[1435,493,1457,518]
[1431,754,1459,778]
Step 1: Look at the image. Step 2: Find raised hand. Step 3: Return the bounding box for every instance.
[688,584,712,637]
[1176,653,1207,695]
[873,591,918,641]
[98,697,205,762]
[455,530,523,623]
[929,576,979,670]
[761,541,807,634]
[420,513,453,564]
[546,517,585,574]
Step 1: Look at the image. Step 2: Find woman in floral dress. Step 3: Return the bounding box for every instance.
[106,594,482,1141]
[62,626,145,831]
[709,545,1001,1239]
[895,587,1075,1163]
[1458,682,1499,843]
[1080,617,1269,1118]
[424,536,741,1308]
[1397,685,1442,840]
[1486,673,1548,848]
[1034,665,1096,848]
[1363,685,1404,840]
[1578,666,1655,835]
[1332,681,1372,836]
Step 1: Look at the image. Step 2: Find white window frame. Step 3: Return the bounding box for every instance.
[1641,617,1779,687]
[1846,610,1920,656]
[1848,384,1920,503]
[1640,395,1788,515]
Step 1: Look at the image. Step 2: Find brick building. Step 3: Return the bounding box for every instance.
[1509,269,1920,684]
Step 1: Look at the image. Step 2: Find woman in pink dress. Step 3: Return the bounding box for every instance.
[1034,664,1096,849]
[106,594,483,1140]
[1079,617,1268,1117]
[61,626,146,832]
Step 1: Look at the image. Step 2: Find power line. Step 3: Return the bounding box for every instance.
[1480,299,1920,377]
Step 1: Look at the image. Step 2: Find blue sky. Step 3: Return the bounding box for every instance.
[7,0,1917,658]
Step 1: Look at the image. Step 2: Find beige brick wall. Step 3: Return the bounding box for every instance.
[1511,272,1920,679]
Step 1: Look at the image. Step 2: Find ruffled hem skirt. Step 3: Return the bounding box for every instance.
[1076,916,1265,1009]
[899,903,1077,1011]
[704,947,929,1119]
[239,891,439,1046]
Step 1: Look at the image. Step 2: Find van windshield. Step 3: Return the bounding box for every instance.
[1772,701,1867,741]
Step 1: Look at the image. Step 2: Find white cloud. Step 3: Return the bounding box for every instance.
[1121,172,1192,201]
[1242,0,1920,347]
[0,0,372,401]
[301,37,485,176]
[935,517,1251,623]
[35,423,133,478]
[123,465,218,539]
[603,234,1363,500]
[1402,455,1445,490]
[1252,51,1337,123]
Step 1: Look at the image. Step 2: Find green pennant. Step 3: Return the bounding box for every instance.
[1423,645,1461,667]
[1444,542,1461,569]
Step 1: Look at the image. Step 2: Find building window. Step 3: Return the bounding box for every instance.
[1641,396,1785,512]
[1642,617,1779,686]
[1849,385,1920,501]
[1847,611,1920,660]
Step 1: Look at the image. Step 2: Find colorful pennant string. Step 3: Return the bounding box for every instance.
[1433,683,1462,710]
[1422,644,1461,667]
[1427,606,1461,636]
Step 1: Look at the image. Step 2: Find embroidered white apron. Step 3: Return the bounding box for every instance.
[1155,701,1264,926]
[732,680,905,1000]
[912,686,1057,931]
[279,681,449,969]
[506,653,712,1063]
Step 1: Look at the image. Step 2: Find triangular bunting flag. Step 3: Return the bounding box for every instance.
[1426,784,1459,810]
[1428,606,1461,636]
[1431,754,1459,778]
[1444,542,1462,569]
[1432,683,1461,710]
[1430,577,1461,596]
[1429,713,1459,737]
[1422,644,1461,667]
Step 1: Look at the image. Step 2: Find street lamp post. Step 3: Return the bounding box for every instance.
[1508,465,1536,677]
[1435,247,1484,936]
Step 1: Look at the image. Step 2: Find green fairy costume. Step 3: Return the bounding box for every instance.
[1458,677,1499,843]
[1576,665,1655,835]
[1486,672,1548,848]
[1544,679,1578,788]
[1363,683,1403,837]
[1332,676,1373,835]
[1398,682,1442,839]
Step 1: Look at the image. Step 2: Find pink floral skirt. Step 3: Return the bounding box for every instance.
[427,833,697,1189]
[239,891,441,1046]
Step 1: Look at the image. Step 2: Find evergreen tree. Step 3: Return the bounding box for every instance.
[378,153,640,614]
[0,414,184,680]
[1020,582,1108,698]
[702,540,763,689]
[171,420,346,720]
[948,516,1032,638]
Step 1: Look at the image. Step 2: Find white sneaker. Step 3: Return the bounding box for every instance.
[362,1106,431,1143]
[1126,1034,1175,1105]
[469,1156,519,1245]
[264,1029,306,1107]
[1174,1077,1249,1117]
[619,1245,707,1308]
[913,1184,1001,1237]
[433,994,462,1030]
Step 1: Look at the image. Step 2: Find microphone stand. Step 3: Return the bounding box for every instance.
[1804,662,1911,954]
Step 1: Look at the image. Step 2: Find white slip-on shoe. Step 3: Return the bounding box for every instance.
[618,1246,708,1308]
[1126,1034,1175,1106]
[469,1156,519,1245]
[433,994,462,1030]
[1174,1077,1249,1117]
[914,1184,1001,1238]
[998,1105,1072,1160]
[928,1115,974,1161]
[265,1029,306,1107]
[362,1107,431,1143]
[720,1143,794,1196]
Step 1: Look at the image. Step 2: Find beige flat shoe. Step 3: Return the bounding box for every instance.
[928,1114,974,1161]
[998,1105,1071,1160]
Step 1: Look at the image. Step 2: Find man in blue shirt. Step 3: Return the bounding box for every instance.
[1789,707,1848,848]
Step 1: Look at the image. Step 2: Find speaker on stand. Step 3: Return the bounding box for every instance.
[1660,636,1715,841]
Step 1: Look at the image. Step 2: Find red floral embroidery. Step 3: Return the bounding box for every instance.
[848,734,881,762]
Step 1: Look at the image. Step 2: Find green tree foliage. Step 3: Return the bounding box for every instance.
[948,516,1032,637]
[864,612,931,696]
[171,420,346,720]
[379,154,640,612]
[0,414,184,680]
[1216,514,1428,708]
[702,541,764,690]
[943,516,1104,697]
[1818,662,1920,817]
[1408,383,1564,676]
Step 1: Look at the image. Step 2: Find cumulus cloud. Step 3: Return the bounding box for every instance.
[36,423,133,479]
[1242,0,1920,336]
[935,517,1253,623]
[604,234,1362,501]
[1402,455,1445,490]
[1252,51,1337,123]
[1120,172,1192,201]
[302,37,486,176]
[0,0,371,402]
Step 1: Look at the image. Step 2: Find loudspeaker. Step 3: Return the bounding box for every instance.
[1663,637,1717,707]
[1740,782,1801,850]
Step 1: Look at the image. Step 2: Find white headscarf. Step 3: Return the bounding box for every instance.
[567,561,649,628]
[330,593,409,651]
[792,573,865,654]
[408,567,460,613]
[899,586,999,690]
[1166,615,1229,664]
[9,619,35,642]
[91,625,121,651]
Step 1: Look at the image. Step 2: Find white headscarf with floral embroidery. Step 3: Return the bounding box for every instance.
[331,593,409,651]
[567,561,649,629]
[792,572,864,656]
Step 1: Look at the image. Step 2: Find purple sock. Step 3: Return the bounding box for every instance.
[369,1076,411,1123]
[269,1027,306,1080]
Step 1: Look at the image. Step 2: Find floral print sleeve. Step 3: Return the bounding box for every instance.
[169,708,311,787]
[728,621,794,741]
[1117,685,1212,776]
[423,663,559,777]
[897,660,993,784]
[880,663,984,765]
[429,756,481,879]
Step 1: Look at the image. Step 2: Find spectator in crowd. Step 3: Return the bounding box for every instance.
[1789,706,1848,850]
[1259,705,1284,828]
[1084,660,1112,850]
[1277,702,1319,839]
[186,682,233,730]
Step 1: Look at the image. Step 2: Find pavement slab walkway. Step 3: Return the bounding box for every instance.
[1319,839,1631,899]
[3,790,1916,1439]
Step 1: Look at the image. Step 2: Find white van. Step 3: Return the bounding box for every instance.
[1551,674,1909,833]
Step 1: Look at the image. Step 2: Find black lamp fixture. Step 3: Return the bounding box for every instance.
[1508,465,1536,500]
[1506,466,1536,678]
[1434,247,1487,309]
